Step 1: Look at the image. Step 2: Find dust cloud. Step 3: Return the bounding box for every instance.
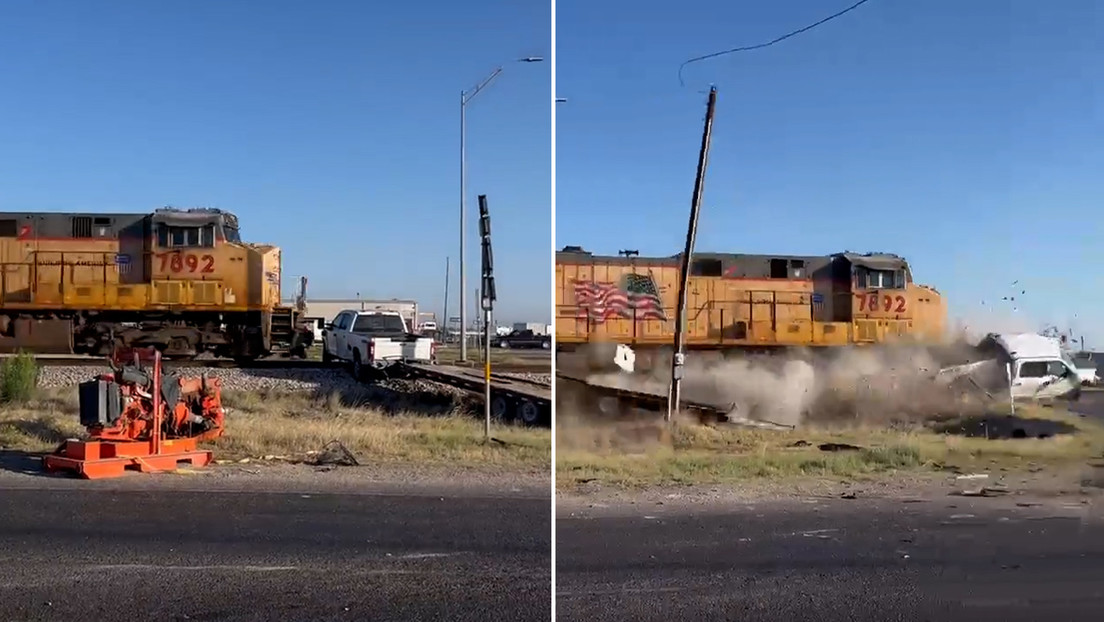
[560,339,991,439]
[951,309,1038,345]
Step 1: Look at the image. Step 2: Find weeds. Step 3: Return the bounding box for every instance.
[0,385,550,471]
[557,405,1104,489]
[0,353,39,405]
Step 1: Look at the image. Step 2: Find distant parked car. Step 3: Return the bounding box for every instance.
[1071,355,1100,386]
[491,330,551,350]
[1075,365,1100,386]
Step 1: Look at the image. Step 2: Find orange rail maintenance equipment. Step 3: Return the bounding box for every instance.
[43,346,225,479]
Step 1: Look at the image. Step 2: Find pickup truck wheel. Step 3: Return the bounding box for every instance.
[351,353,363,381]
[540,340,551,350]
[321,344,333,363]
[500,341,510,349]
[517,400,541,426]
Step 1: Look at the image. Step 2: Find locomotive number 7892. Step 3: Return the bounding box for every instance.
[155,252,215,274]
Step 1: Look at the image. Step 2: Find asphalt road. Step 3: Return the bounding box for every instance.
[0,484,551,622]
[1071,389,1104,419]
[557,495,1104,621]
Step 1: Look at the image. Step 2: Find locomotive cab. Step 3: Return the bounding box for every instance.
[835,252,945,344]
[0,207,305,359]
[837,252,912,343]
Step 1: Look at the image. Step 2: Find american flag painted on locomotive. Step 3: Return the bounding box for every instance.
[573,273,667,322]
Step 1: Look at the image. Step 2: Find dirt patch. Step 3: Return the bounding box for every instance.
[556,402,1104,491]
[557,341,1104,491]
[932,414,1078,440]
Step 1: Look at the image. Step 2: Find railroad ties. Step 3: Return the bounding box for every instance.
[8,354,547,374]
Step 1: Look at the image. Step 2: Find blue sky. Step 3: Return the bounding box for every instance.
[557,0,1103,346]
[0,0,550,325]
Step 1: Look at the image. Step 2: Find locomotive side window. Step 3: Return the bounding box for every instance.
[860,268,906,289]
[0,219,17,237]
[93,217,112,238]
[691,258,723,277]
[769,258,788,279]
[157,224,216,248]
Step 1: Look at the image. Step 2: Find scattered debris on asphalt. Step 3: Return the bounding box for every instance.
[955,484,1011,497]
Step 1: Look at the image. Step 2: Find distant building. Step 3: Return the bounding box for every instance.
[287,298,423,329]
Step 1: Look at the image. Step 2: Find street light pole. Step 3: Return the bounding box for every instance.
[458,57,543,362]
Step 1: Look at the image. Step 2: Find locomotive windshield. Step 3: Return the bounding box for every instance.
[223,225,241,243]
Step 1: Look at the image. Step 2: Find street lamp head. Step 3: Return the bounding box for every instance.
[518,56,544,63]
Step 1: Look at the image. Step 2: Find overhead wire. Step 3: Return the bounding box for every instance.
[678,0,876,86]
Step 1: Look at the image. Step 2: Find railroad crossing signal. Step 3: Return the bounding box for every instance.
[478,194,496,311]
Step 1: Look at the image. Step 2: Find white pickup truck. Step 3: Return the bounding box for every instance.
[321,310,436,380]
[937,332,1082,402]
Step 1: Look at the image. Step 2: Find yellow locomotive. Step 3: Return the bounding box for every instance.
[555,246,947,352]
[0,208,312,359]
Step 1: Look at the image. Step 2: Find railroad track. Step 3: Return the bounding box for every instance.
[555,371,793,430]
[491,371,550,387]
[9,354,550,374]
[5,355,338,369]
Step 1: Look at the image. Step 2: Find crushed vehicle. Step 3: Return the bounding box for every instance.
[936,332,1082,403]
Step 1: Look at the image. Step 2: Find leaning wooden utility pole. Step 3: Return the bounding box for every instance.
[666,86,717,423]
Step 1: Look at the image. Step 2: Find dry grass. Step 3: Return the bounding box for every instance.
[0,386,85,452]
[0,386,550,471]
[556,404,1104,490]
[217,388,549,468]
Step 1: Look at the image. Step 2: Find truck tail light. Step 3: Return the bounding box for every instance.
[431,340,438,362]
[367,341,374,361]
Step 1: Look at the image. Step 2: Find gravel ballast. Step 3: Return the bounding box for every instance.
[36,366,551,394]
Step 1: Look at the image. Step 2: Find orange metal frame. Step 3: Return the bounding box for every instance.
[42,348,214,479]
